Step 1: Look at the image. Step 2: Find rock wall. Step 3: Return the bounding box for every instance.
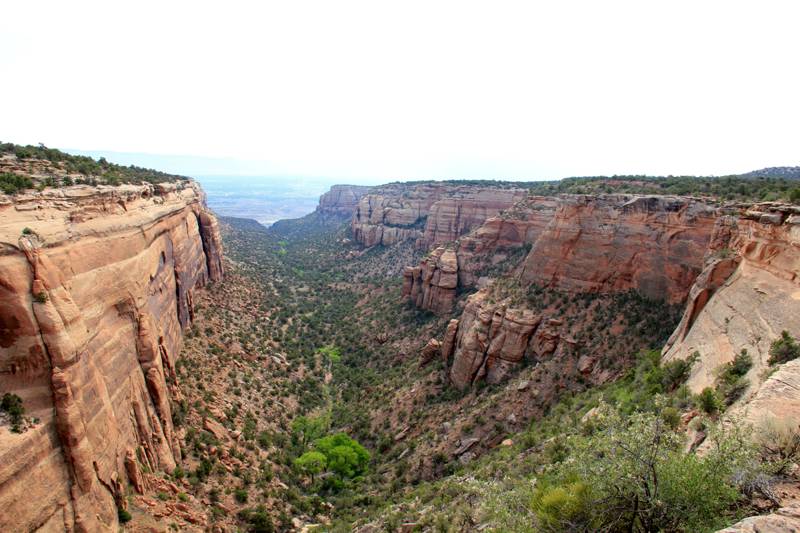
[456,196,558,288]
[402,247,459,315]
[0,181,223,532]
[404,194,716,315]
[443,291,577,389]
[316,184,371,218]
[351,184,526,248]
[662,204,800,425]
[435,195,721,388]
[520,195,718,303]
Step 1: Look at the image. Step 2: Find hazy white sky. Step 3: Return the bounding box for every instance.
[1,1,798,181]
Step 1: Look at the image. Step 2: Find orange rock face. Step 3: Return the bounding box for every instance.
[520,195,718,303]
[351,184,526,248]
[445,291,577,389]
[435,194,720,388]
[0,181,223,532]
[404,194,716,315]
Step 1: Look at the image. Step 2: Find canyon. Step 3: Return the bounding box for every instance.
[1,150,799,532]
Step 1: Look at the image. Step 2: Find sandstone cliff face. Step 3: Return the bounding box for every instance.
[404,194,716,316]
[520,195,718,303]
[435,195,720,388]
[443,291,578,389]
[662,204,800,425]
[316,184,371,218]
[0,181,223,532]
[351,184,526,249]
[456,196,558,288]
[402,247,459,315]
[401,195,558,314]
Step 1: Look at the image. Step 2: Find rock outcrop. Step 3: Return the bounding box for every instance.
[716,505,800,532]
[0,181,223,532]
[444,291,578,389]
[456,196,558,287]
[434,195,722,388]
[351,183,526,249]
[663,204,800,423]
[402,247,459,315]
[401,196,558,314]
[520,195,718,303]
[404,194,717,315]
[316,184,371,218]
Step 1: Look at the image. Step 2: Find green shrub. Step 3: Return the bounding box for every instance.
[1,393,25,432]
[531,480,594,532]
[661,352,698,391]
[238,505,274,532]
[533,407,760,532]
[696,387,722,414]
[717,349,753,405]
[234,487,249,503]
[117,507,132,523]
[0,172,33,194]
[661,406,681,429]
[768,331,800,365]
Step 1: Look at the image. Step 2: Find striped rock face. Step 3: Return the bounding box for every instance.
[0,181,223,532]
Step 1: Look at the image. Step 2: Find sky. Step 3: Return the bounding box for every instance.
[1,1,798,182]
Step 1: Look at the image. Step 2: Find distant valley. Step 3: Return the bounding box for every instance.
[192,175,347,226]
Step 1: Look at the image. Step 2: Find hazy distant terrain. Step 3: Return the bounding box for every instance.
[192,175,337,226]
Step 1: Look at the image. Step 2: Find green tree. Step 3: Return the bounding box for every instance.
[314,432,370,480]
[1,393,25,433]
[294,451,327,484]
[291,413,329,447]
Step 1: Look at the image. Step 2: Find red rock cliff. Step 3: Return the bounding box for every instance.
[351,184,526,249]
[402,195,558,314]
[0,181,223,532]
[437,195,719,388]
[520,195,718,303]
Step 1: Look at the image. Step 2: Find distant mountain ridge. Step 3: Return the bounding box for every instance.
[739,166,800,179]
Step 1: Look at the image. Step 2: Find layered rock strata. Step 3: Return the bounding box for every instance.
[436,195,721,388]
[520,195,719,303]
[351,184,526,248]
[316,184,371,218]
[0,181,223,532]
[662,204,800,425]
[402,196,558,313]
[443,291,578,389]
[402,247,459,315]
[404,194,717,315]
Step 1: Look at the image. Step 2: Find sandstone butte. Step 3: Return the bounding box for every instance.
[0,181,223,532]
[350,183,527,249]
